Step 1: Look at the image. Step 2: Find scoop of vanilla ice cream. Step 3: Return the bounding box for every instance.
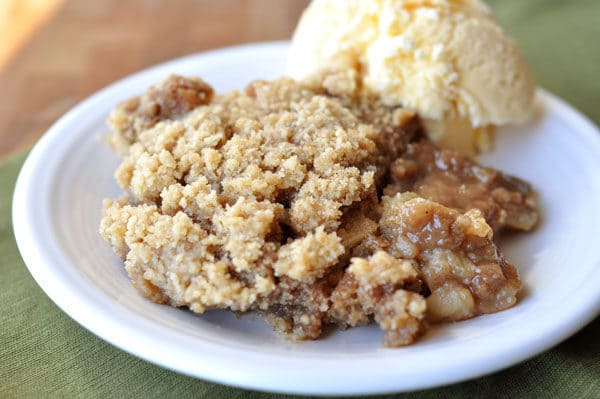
[288,0,535,153]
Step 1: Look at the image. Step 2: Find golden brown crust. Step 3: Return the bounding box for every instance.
[108,75,214,153]
[100,73,536,347]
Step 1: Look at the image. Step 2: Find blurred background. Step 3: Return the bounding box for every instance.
[0,0,597,158]
[0,0,310,157]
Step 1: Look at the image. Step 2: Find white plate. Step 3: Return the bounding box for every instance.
[12,42,600,396]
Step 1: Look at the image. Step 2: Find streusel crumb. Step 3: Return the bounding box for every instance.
[101,73,537,347]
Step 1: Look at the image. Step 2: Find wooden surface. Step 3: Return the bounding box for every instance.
[0,0,310,157]
[0,0,63,69]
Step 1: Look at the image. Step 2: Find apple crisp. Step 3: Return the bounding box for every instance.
[100,73,538,347]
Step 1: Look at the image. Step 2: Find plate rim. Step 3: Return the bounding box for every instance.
[11,41,600,396]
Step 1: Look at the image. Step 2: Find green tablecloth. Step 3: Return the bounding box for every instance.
[2,1,599,397]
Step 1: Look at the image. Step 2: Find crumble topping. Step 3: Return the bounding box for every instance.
[100,74,538,347]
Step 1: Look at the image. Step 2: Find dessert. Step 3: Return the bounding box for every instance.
[288,0,536,154]
[100,73,538,347]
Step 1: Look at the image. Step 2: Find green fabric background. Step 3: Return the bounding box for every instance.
[2,0,599,397]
